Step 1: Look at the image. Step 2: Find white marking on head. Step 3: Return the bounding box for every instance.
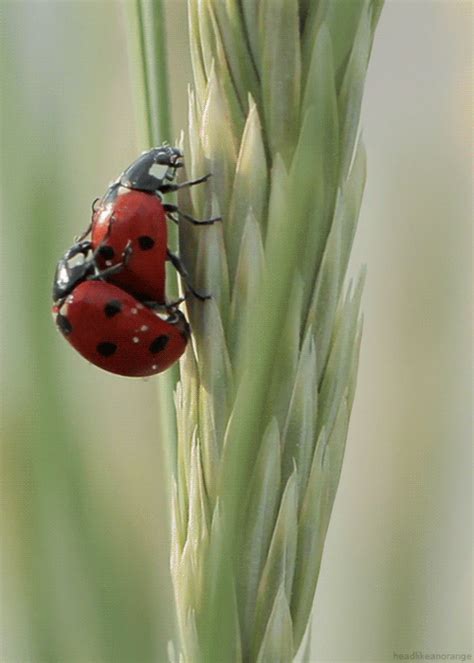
[66,253,85,269]
[58,264,69,285]
[132,336,139,344]
[140,325,149,332]
[131,308,138,314]
[149,163,168,181]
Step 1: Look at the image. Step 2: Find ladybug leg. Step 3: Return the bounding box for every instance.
[88,251,131,282]
[167,250,211,301]
[121,240,133,266]
[89,263,125,281]
[73,195,100,242]
[90,240,133,280]
[160,173,212,194]
[163,204,221,226]
[167,295,187,307]
[143,295,187,309]
[74,222,92,243]
[63,240,93,260]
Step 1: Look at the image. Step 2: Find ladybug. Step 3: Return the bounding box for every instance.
[53,280,189,377]
[52,241,188,377]
[52,237,132,303]
[89,145,219,303]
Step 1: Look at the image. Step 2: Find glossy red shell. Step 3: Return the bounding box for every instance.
[54,281,188,377]
[91,187,167,303]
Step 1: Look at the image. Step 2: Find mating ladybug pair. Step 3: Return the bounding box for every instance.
[52,146,218,377]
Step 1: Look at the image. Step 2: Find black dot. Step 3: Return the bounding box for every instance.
[98,245,115,260]
[138,235,155,250]
[97,341,117,357]
[149,335,169,354]
[104,300,122,318]
[56,313,72,335]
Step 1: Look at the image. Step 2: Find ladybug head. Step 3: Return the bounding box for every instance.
[52,240,94,302]
[119,145,183,194]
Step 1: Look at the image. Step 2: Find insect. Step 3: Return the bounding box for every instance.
[51,146,216,377]
[89,145,219,303]
[53,280,189,377]
[52,237,131,303]
[52,240,188,377]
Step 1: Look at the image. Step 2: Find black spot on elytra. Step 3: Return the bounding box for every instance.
[104,300,122,318]
[149,335,169,354]
[97,341,117,357]
[57,313,72,335]
[98,245,115,260]
[138,235,155,250]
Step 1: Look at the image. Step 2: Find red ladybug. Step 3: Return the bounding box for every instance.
[53,280,189,377]
[90,146,219,303]
[52,240,188,377]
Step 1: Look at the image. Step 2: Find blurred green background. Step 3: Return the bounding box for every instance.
[0,2,471,662]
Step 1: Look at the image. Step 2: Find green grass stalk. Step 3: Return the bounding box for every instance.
[127,1,384,661]
[171,2,384,661]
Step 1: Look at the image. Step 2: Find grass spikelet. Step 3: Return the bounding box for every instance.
[167,1,383,660]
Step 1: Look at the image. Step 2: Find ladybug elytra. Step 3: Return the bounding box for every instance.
[53,280,189,378]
